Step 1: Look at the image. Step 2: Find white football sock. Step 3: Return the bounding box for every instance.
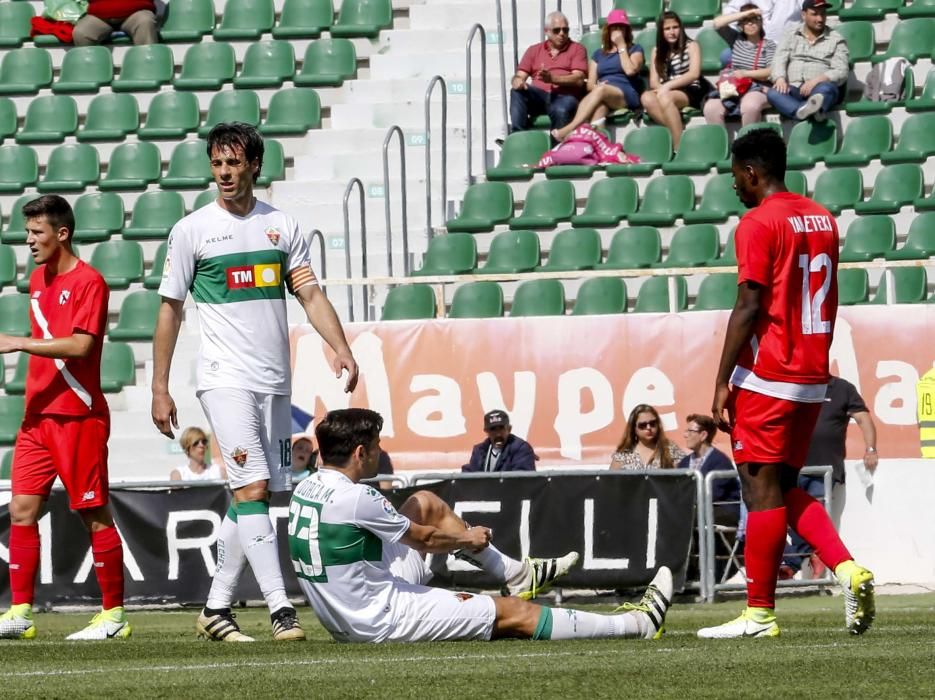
[457,543,524,583]
[547,607,643,640]
[237,502,290,614]
[205,509,247,611]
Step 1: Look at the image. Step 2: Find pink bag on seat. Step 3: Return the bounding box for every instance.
[537,124,641,168]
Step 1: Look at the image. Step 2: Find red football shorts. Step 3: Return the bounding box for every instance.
[12,413,111,510]
[727,387,822,469]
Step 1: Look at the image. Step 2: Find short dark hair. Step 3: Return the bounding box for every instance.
[206,122,265,183]
[22,195,74,240]
[315,409,384,467]
[732,127,787,181]
[686,414,717,444]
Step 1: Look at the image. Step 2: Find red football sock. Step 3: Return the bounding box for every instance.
[9,524,40,606]
[744,507,787,609]
[91,526,125,610]
[784,487,852,570]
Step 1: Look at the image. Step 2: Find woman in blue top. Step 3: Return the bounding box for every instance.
[552,8,644,141]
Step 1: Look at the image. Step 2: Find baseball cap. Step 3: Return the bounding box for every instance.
[802,0,831,10]
[606,8,630,25]
[484,410,509,430]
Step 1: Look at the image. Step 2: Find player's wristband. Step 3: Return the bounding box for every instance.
[865,447,877,453]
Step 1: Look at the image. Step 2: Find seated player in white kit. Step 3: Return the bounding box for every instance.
[289,408,673,644]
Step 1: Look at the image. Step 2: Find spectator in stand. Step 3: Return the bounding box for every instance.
[610,404,686,470]
[766,0,849,121]
[704,5,777,127]
[376,450,395,489]
[551,9,644,141]
[509,12,588,136]
[722,0,802,47]
[170,426,225,481]
[640,11,708,151]
[73,0,159,46]
[291,434,318,483]
[463,410,536,472]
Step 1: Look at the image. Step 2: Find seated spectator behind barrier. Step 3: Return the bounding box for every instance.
[640,11,709,151]
[291,433,318,483]
[766,0,848,121]
[377,449,395,490]
[722,0,802,47]
[610,404,686,470]
[704,5,777,126]
[170,426,225,481]
[463,410,536,472]
[552,9,645,141]
[510,12,588,136]
[73,0,159,46]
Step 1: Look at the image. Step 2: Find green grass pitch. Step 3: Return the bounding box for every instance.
[2,593,933,698]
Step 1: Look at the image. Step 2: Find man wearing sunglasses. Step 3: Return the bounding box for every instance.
[509,12,587,136]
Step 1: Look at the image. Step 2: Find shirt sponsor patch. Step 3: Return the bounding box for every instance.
[226,263,282,289]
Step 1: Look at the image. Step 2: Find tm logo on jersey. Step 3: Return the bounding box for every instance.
[226,263,282,289]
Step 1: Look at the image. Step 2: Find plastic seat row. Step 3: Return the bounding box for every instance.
[0,342,136,400]
[0,39,357,96]
[0,89,321,146]
[838,0,935,20]
[0,139,285,195]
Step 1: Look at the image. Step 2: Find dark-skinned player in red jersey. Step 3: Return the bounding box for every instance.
[698,128,875,639]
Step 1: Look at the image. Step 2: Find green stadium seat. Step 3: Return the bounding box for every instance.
[872,18,935,63]
[274,0,333,38]
[813,167,862,215]
[510,279,565,317]
[16,255,35,293]
[77,93,140,142]
[833,21,875,63]
[634,27,657,63]
[295,38,357,87]
[599,226,661,269]
[668,0,720,24]
[477,230,540,273]
[0,396,25,445]
[5,353,27,394]
[0,98,15,143]
[838,268,870,305]
[330,0,393,38]
[214,0,274,39]
[161,141,212,189]
[260,88,322,136]
[446,182,514,233]
[37,143,99,192]
[100,342,136,393]
[0,449,11,478]
[840,216,896,262]
[411,234,477,276]
[256,139,286,187]
[487,131,549,181]
[0,47,53,95]
[571,177,638,227]
[16,95,78,144]
[840,0,903,20]
[657,224,720,267]
[870,267,928,304]
[899,0,935,16]
[0,3,33,48]
[606,126,672,176]
[916,190,935,210]
[849,69,915,115]
[448,281,504,318]
[628,175,694,226]
[786,120,837,169]
[579,32,603,56]
[175,43,236,91]
[509,180,576,229]
[538,228,601,271]
[124,191,186,240]
[159,0,215,41]
[90,240,144,289]
[881,114,935,164]
[711,228,737,266]
[112,44,174,92]
[234,40,296,89]
[692,273,738,310]
[887,213,935,259]
[695,28,731,72]
[73,192,125,243]
[906,69,935,112]
[0,244,16,289]
[612,0,662,26]
[199,91,261,137]
[854,164,924,214]
[144,241,168,289]
[381,284,436,320]
[52,46,113,94]
[824,116,892,166]
[634,275,688,312]
[193,189,218,210]
[684,174,746,223]
[544,162,599,179]
[0,145,38,194]
[0,294,30,336]
[138,92,200,140]
[571,277,627,315]
[1,195,36,244]
[108,290,161,341]
[785,171,808,196]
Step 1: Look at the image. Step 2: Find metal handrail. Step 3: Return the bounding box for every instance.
[424,75,448,240]
[494,0,509,135]
[342,178,367,322]
[382,125,409,277]
[307,229,327,299]
[510,0,519,70]
[465,23,488,186]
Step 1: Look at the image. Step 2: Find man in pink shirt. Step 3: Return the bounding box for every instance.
[510,12,588,136]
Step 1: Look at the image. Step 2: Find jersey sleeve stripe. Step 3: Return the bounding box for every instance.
[287,266,318,294]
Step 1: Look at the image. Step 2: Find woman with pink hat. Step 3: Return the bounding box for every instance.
[551,8,645,141]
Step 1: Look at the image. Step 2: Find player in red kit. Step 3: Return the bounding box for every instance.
[0,195,130,640]
[698,129,874,639]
